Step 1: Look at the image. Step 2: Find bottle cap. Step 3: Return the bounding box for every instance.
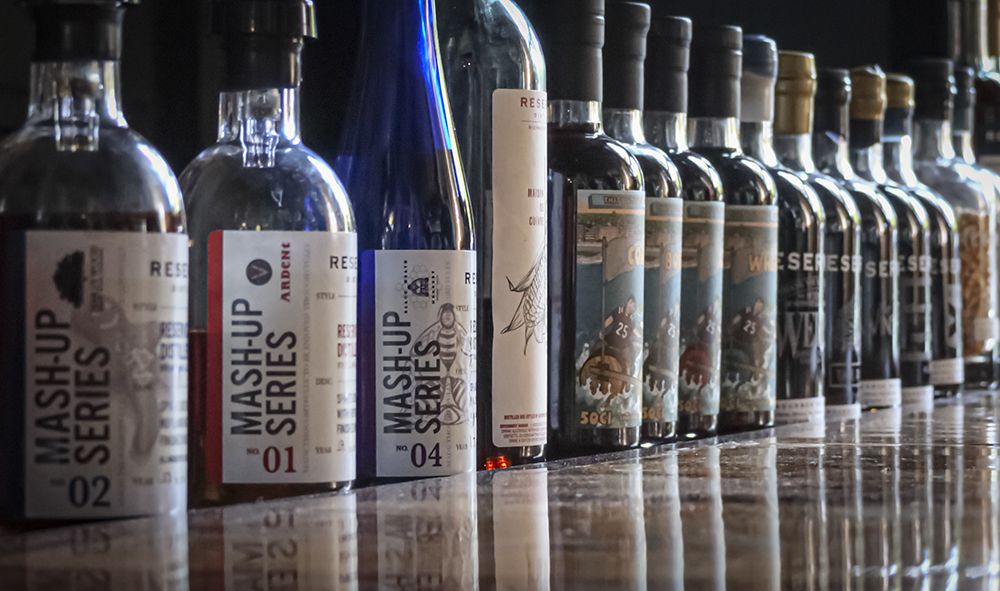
[211,0,316,40]
[529,0,605,102]
[885,74,915,109]
[774,51,816,135]
[815,68,850,136]
[645,15,691,113]
[604,1,651,111]
[849,65,886,121]
[908,58,956,121]
[741,34,777,123]
[23,0,136,61]
[688,24,743,119]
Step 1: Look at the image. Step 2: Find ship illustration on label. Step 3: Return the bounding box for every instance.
[413,303,475,427]
[501,246,547,354]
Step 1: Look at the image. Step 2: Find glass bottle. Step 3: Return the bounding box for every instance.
[774,52,863,421]
[527,0,645,455]
[0,0,188,525]
[644,16,725,440]
[603,1,683,444]
[182,0,357,505]
[910,58,999,389]
[849,66,933,408]
[742,37,825,427]
[952,0,1000,173]
[337,0,477,482]
[813,68,902,411]
[884,74,965,398]
[688,25,778,435]
[438,0,548,469]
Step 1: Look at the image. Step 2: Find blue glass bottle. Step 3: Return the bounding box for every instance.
[338,0,477,483]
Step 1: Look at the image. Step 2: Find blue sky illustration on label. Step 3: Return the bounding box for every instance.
[643,197,683,425]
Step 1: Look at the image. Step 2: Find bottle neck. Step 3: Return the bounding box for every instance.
[773,133,815,174]
[813,130,854,180]
[883,133,920,187]
[27,61,125,152]
[644,111,688,152]
[549,100,602,133]
[689,117,740,152]
[740,121,778,167]
[913,119,957,162]
[219,88,302,169]
[952,128,977,164]
[849,140,888,184]
[604,109,647,145]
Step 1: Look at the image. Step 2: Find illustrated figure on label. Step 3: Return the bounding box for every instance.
[579,295,641,397]
[501,246,547,353]
[679,300,721,401]
[644,301,680,393]
[414,303,475,426]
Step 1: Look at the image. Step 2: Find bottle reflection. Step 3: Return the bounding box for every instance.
[859,407,903,590]
[721,437,780,591]
[488,468,550,591]
[929,403,963,590]
[678,446,725,591]
[900,405,934,590]
[550,460,646,590]
[825,416,865,591]
[644,451,684,591]
[958,397,999,589]
[778,422,830,591]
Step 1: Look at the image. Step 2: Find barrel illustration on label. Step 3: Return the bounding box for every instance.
[678,201,725,422]
[642,197,683,427]
[371,250,477,478]
[720,205,779,415]
[574,190,645,430]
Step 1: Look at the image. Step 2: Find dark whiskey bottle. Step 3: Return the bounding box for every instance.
[527,0,645,456]
[0,0,188,525]
[688,25,778,435]
[848,66,933,408]
[774,52,863,421]
[603,1,683,444]
[644,16,725,440]
[741,36,825,427]
[884,74,965,398]
[814,68,902,411]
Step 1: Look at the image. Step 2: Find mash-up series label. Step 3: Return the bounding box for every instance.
[372,250,477,477]
[208,231,358,484]
[574,190,645,429]
[491,89,548,449]
[24,231,188,519]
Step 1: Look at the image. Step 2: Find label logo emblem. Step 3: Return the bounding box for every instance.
[246,259,272,285]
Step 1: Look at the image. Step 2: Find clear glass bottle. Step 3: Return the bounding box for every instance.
[182,1,357,506]
[884,74,965,398]
[603,2,683,444]
[813,68,902,411]
[774,52,863,422]
[688,25,778,435]
[910,58,999,389]
[848,66,933,408]
[742,38,826,428]
[0,0,188,526]
[527,0,645,455]
[644,16,725,440]
[338,0,477,482]
[951,0,1000,173]
[438,0,548,469]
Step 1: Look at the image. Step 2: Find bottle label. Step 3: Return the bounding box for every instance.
[574,190,645,429]
[958,212,998,356]
[678,201,725,418]
[930,357,964,386]
[491,88,548,449]
[860,209,899,388]
[370,250,477,477]
[820,206,862,409]
[642,197,683,425]
[23,231,188,519]
[720,205,779,414]
[207,231,358,484]
[776,228,825,403]
[826,403,862,421]
[901,385,934,407]
[775,396,825,426]
[858,378,901,408]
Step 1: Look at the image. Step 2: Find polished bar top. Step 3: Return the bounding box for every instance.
[1,394,998,590]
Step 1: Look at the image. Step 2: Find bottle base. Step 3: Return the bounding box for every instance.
[190,480,353,509]
[677,414,717,440]
[934,384,964,398]
[642,421,677,443]
[717,410,774,435]
[481,445,547,471]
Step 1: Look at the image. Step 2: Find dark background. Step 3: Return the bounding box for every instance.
[0,0,948,174]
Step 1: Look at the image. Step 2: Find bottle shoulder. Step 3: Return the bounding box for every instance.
[913,159,995,216]
[772,168,824,218]
[841,178,898,230]
[691,147,776,206]
[548,131,644,190]
[879,183,931,232]
[665,149,723,202]
[622,142,681,198]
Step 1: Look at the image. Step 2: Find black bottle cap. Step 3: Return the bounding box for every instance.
[645,15,691,113]
[742,34,778,78]
[954,65,976,131]
[814,68,850,136]
[688,24,743,119]
[529,0,605,102]
[24,0,137,62]
[741,34,776,123]
[604,1,651,111]
[213,0,317,91]
[908,58,956,121]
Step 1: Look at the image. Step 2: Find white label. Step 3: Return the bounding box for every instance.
[373,250,477,477]
[24,231,188,519]
[212,231,357,484]
[901,385,934,407]
[858,378,901,408]
[775,397,825,426]
[491,88,548,449]
[826,403,862,421]
[974,316,999,341]
[930,357,965,386]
